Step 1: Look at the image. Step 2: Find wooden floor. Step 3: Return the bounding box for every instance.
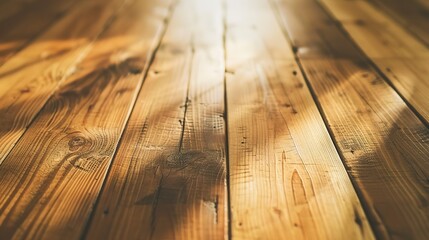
[0,0,428,239]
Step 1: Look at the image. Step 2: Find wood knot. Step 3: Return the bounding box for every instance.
[68,136,86,151]
[103,208,109,215]
[170,48,183,55]
[272,207,282,217]
[371,77,382,85]
[292,46,299,54]
[20,88,31,93]
[295,82,304,89]
[355,19,366,26]
[128,67,142,75]
[119,58,143,75]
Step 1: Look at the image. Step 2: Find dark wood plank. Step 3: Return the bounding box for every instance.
[301,59,429,240]
[320,0,429,124]
[0,0,125,165]
[271,0,363,59]
[0,0,38,22]
[320,0,429,136]
[0,0,172,238]
[274,0,429,238]
[369,0,429,46]
[85,0,227,238]
[0,0,77,66]
[320,0,429,58]
[226,0,374,239]
[418,0,429,9]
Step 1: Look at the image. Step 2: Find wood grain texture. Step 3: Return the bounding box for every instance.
[320,0,429,58]
[225,0,374,239]
[0,0,427,238]
[373,58,429,123]
[274,0,429,238]
[0,0,77,66]
[368,0,429,46]
[270,0,362,59]
[300,59,429,240]
[0,0,171,238]
[0,0,125,165]
[320,0,429,123]
[85,0,227,239]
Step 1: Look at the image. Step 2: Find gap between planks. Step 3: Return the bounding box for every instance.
[85,0,227,239]
[0,0,174,238]
[225,0,374,239]
[272,0,429,238]
[0,0,128,165]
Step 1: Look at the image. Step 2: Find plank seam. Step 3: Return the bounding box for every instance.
[222,0,232,238]
[367,0,429,48]
[79,1,178,238]
[0,1,77,68]
[178,39,194,152]
[267,0,381,238]
[0,0,131,167]
[314,0,429,128]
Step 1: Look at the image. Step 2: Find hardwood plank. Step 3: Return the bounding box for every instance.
[0,0,37,22]
[85,0,226,239]
[270,0,363,59]
[320,0,429,123]
[0,0,78,66]
[368,0,429,45]
[0,0,172,238]
[273,0,429,238]
[321,0,429,58]
[374,58,429,123]
[0,0,125,165]
[226,0,374,239]
[417,0,429,9]
[300,59,429,239]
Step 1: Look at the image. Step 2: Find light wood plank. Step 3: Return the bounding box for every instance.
[226,0,374,239]
[0,0,125,165]
[320,0,429,123]
[85,0,227,239]
[274,0,429,238]
[0,0,172,238]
